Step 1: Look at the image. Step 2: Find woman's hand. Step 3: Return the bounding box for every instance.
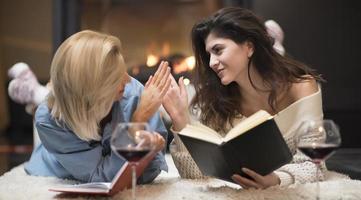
[152,132,165,152]
[162,75,190,131]
[132,61,171,122]
[135,131,165,152]
[231,168,280,189]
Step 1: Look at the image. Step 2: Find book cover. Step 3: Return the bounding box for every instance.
[49,150,157,196]
[178,110,293,183]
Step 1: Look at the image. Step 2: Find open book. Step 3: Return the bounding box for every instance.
[178,110,292,182]
[49,150,157,196]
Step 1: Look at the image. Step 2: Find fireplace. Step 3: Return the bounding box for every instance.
[53,0,251,84]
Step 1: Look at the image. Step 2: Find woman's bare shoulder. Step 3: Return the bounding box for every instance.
[289,78,318,102]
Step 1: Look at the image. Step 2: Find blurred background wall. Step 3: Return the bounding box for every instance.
[0,0,52,174]
[0,0,52,130]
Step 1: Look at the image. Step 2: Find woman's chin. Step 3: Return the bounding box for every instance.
[220,78,231,85]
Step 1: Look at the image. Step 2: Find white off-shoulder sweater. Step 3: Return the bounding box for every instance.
[170,87,328,186]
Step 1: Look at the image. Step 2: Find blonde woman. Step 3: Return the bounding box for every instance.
[25,30,171,183]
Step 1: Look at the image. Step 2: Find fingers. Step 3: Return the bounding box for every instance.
[169,74,178,86]
[134,130,152,147]
[156,133,165,148]
[147,61,171,94]
[178,77,188,99]
[231,175,248,189]
[242,168,264,183]
[152,61,164,80]
[167,74,180,95]
[149,61,163,86]
[153,132,165,151]
[157,67,171,88]
[232,168,267,189]
[145,75,153,88]
[164,75,181,98]
[153,61,169,86]
[232,174,262,189]
[160,77,172,97]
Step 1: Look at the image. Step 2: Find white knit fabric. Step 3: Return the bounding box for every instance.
[170,87,341,186]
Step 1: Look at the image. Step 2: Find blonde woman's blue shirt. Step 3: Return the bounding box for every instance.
[24,77,168,183]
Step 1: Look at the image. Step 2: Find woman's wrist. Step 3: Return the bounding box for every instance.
[171,112,190,132]
[131,109,149,122]
[274,171,294,187]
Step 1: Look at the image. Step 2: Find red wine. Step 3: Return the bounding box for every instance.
[115,147,150,162]
[298,144,338,163]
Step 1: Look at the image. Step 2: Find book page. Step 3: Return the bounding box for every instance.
[179,122,223,145]
[225,110,272,142]
[49,162,129,194]
[49,182,110,194]
[49,185,110,194]
[59,182,111,189]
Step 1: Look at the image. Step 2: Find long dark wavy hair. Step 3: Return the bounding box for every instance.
[190,7,323,133]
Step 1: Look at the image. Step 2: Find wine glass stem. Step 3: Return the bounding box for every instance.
[316,162,320,200]
[131,163,136,200]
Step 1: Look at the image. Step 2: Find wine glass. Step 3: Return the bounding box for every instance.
[111,122,155,200]
[295,119,341,200]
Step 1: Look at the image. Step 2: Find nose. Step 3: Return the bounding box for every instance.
[209,54,219,70]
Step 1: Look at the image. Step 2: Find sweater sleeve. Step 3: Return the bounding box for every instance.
[275,135,327,186]
[169,127,204,179]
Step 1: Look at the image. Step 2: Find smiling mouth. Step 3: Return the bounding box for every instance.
[216,69,224,77]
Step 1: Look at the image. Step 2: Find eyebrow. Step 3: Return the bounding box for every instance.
[206,44,221,53]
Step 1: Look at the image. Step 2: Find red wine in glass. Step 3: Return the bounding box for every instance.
[298,143,338,164]
[111,122,154,200]
[115,147,150,162]
[296,119,341,200]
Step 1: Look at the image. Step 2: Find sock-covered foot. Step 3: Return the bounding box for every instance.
[265,20,285,56]
[7,62,49,105]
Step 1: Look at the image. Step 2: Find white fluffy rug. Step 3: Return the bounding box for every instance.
[1,155,361,200]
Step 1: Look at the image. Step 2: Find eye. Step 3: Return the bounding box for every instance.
[212,47,223,55]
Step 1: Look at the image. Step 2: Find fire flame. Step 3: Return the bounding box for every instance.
[185,56,195,70]
[146,54,159,67]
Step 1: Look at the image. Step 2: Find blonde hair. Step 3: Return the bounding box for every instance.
[48,30,126,141]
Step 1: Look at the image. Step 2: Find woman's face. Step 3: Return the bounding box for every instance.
[205,33,253,85]
[115,73,130,100]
